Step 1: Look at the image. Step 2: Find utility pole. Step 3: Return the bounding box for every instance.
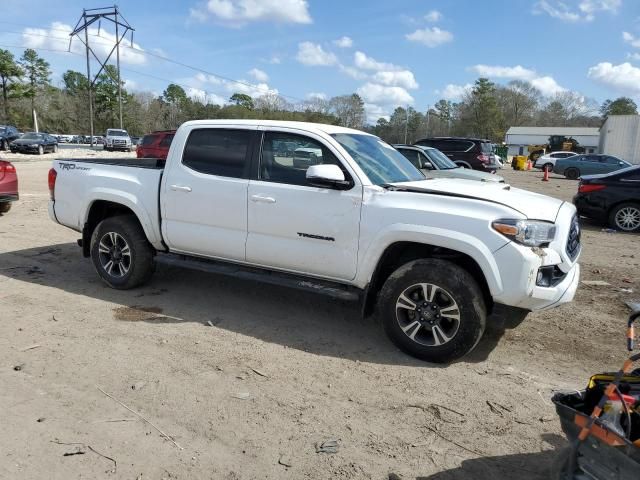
[69,6,134,143]
[404,105,409,144]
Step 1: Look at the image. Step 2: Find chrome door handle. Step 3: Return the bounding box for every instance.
[250,195,276,204]
[170,185,192,192]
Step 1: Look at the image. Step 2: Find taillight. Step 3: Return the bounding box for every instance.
[477,154,490,164]
[578,183,606,193]
[4,162,15,173]
[48,168,57,200]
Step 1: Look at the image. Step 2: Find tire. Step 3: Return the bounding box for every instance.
[0,202,11,214]
[565,167,579,180]
[377,259,486,363]
[1,139,7,151]
[609,202,640,232]
[90,215,155,289]
[37,145,43,155]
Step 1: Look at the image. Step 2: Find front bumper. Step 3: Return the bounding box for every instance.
[492,202,581,311]
[10,144,40,153]
[0,193,18,203]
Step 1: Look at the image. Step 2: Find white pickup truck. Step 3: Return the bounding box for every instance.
[48,120,581,363]
[104,128,133,152]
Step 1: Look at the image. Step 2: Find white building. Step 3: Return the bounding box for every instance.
[599,115,640,165]
[504,126,600,157]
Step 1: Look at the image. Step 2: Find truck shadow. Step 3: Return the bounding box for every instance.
[1,242,526,367]
[414,448,561,480]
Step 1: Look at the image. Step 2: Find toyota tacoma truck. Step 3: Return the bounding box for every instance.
[48,120,581,363]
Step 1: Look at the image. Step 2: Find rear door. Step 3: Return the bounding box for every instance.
[245,128,362,281]
[161,125,257,261]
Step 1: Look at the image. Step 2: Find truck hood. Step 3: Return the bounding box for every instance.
[392,178,564,222]
[422,167,504,183]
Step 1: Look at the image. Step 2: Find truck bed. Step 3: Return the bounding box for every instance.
[59,158,165,169]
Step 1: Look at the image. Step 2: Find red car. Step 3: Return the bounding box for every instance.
[136,130,175,160]
[0,160,18,214]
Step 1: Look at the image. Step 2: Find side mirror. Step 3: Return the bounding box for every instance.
[422,161,434,170]
[306,164,351,190]
[619,161,624,166]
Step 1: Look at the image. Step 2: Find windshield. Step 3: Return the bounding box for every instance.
[331,133,424,185]
[22,133,42,140]
[421,147,458,170]
[107,129,128,137]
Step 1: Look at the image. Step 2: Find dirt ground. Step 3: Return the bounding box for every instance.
[1,158,639,480]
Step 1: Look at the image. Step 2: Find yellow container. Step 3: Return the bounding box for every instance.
[514,155,528,171]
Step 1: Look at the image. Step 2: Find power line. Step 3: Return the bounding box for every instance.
[0,22,305,102]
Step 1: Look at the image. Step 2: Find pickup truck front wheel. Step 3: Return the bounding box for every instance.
[378,259,486,363]
[90,215,155,289]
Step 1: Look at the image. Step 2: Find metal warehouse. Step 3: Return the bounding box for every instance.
[504,126,600,157]
[600,115,640,165]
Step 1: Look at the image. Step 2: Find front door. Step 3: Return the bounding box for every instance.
[245,130,362,281]
[162,126,256,261]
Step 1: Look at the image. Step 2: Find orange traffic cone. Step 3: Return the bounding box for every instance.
[527,160,532,170]
[542,165,549,181]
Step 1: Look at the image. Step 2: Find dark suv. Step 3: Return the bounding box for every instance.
[414,137,496,172]
[0,125,21,151]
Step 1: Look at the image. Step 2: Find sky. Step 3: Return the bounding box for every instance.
[0,0,639,122]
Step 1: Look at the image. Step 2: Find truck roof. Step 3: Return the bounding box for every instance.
[180,119,370,136]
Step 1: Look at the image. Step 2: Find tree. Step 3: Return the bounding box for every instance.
[458,78,503,140]
[229,92,254,110]
[329,93,365,129]
[600,97,638,117]
[498,80,541,127]
[0,49,23,123]
[19,48,51,129]
[62,70,89,95]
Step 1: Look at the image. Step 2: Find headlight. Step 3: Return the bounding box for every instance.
[492,219,556,247]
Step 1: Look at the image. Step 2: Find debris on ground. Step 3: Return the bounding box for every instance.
[20,344,41,352]
[315,440,339,454]
[230,392,251,400]
[37,417,45,422]
[278,455,293,467]
[581,280,610,286]
[13,364,24,371]
[250,367,268,378]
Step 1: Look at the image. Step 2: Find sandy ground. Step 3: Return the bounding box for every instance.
[1,160,639,480]
[2,147,134,163]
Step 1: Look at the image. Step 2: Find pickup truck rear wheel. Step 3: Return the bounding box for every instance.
[90,215,155,289]
[378,259,486,363]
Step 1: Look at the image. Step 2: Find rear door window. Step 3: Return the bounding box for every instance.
[141,135,156,146]
[182,128,253,178]
[159,134,174,147]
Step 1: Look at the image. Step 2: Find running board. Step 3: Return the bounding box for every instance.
[156,253,362,302]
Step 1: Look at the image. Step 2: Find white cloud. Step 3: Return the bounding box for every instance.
[357,82,414,105]
[424,10,442,22]
[364,103,390,123]
[371,70,419,89]
[123,79,139,91]
[405,27,453,47]
[339,64,368,80]
[306,92,327,100]
[296,42,338,66]
[189,72,278,99]
[533,0,620,22]
[623,31,640,49]
[190,0,312,25]
[588,62,640,96]
[438,83,473,100]
[333,36,353,48]
[469,63,566,96]
[530,76,566,96]
[353,51,401,71]
[248,68,269,82]
[186,87,227,105]
[628,52,640,61]
[470,64,536,80]
[23,21,146,65]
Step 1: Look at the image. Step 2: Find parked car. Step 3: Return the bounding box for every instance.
[573,165,640,232]
[130,136,142,146]
[0,125,21,150]
[49,120,581,363]
[292,146,323,168]
[414,137,497,172]
[534,151,578,171]
[553,154,632,179]
[9,132,58,154]
[104,129,132,151]
[136,130,175,160]
[393,145,504,182]
[0,159,18,214]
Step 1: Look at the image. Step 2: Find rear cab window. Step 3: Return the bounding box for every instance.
[182,128,253,178]
[141,135,156,146]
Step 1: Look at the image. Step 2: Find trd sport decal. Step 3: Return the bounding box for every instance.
[297,232,335,242]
